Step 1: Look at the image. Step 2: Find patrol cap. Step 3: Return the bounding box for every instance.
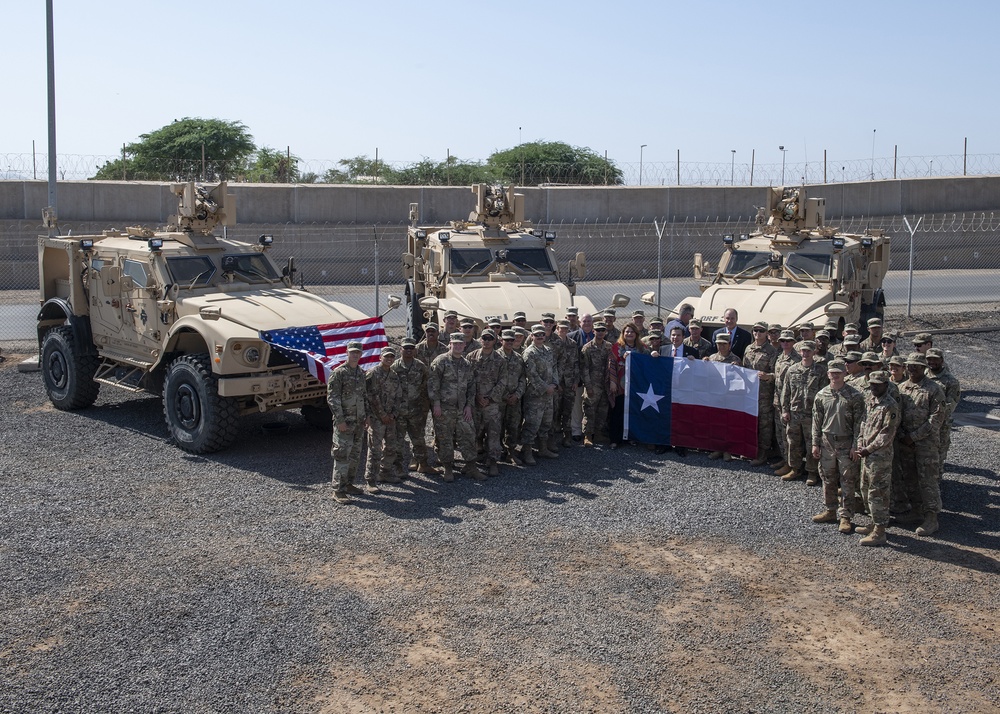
[565,306,579,315]
[912,332,933,345]
[346,341,364,352]
[650,317,665,326]
[603,308,617,317]
[449,332,465,343]
[593,321,607,330]
[798,321,815,331]
[753,320,768,330]
[926,347,944,359]
[401,337,416,348]
[557,320,571,328]
[714,333,732,343]
[867,317,883,328]
[541,311,556,320]
[460,318,476,327]
[632,309,645,318]
[648,330,663,340]
[843,335,861,346]
[844,323,860,333]
[380,345,397,358]
[768,323,783,332]
[513,326,530,337]
[845,350,863,362]
[869,370,889,384]
[906,352,928,367]
[501,329,516,340]
[531,324,546,336]
[826,360,847,373]
[779,330,796,341]
[689,319,703,329]
[799,340,817,351]
[480,329,497,341]
[888,355,906,367]
[444,309,458,318]
[824,320,839,331]
[488,318,502,328]
[512,311,527,321]
[816,330,832,341]
[860,351,881,365]
[423,322,439,332]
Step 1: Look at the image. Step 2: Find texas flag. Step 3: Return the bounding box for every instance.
[624,353,759,458]
[260,316,387,384]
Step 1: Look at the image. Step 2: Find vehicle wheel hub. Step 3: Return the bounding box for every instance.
[175,383,201,429]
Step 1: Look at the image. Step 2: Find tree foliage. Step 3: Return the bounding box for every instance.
[242,147,301,183]
[92,118,255,181]
[487,141,623,186]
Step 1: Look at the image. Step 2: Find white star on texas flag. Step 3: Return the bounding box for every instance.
[636,383,665,412]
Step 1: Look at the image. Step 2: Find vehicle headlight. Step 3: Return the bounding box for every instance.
[244,347,261,364]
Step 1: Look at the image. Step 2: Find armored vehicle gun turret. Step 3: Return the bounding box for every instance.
[648,186,890,337]
[36,181,390,453]
[402,184,597,339]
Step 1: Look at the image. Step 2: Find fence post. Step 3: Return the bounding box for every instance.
[903,216,923,318]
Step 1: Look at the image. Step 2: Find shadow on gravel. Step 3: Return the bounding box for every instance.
[888,530,1000,575]
[74,395,171,444]
[954,389,1000,412]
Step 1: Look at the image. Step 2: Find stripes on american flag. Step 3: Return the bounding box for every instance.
[260,316,387,384]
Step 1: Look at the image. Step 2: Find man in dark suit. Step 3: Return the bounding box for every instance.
[711,308,753,360]
[666,327,699,360]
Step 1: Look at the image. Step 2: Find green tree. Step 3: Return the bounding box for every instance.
[243,146,301,183]
[487,141,623,186]
[91,118,255,181]
[388,156,496,186]
[320,155,390,183]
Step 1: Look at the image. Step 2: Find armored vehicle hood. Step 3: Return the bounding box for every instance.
[693,284,833,331]
[434,282,596,326]
[178,288,368,333]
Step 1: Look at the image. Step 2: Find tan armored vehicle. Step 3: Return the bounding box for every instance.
[402,184,599,338]
[36,182,385,453]
[647,186,890,336]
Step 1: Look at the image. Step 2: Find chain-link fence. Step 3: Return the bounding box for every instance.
[3,151,998,185]
[3,212,999,348]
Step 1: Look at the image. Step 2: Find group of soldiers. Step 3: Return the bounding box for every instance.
[325,304,961,549]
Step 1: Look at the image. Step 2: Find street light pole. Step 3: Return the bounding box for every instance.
[730,149,736,186]
[779,145,787,185]
[639,144,647,186]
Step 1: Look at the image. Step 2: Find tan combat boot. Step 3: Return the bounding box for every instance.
[805,473,820,486]
[583,435,594,447]
[441,463,455,483]
[811,509,837,523]
[332,490,352,504]
[838,517,853,534]
[487,459,499,477]
[774,463,793,477]
[519,445,536,465]
[781,470,802,482]
[859,524,887,546]
[416,461,441,475]
[750,455,770,467]
[464,462,487,481]
[915,512,939,537]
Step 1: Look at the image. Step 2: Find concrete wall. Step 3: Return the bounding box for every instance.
[2,176,999,225]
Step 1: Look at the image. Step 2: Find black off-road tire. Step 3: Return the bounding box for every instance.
[41,326,100,410]
[162,354,239,454]
[301,403,334,432]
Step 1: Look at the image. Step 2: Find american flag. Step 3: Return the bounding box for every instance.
[260,316,387,383]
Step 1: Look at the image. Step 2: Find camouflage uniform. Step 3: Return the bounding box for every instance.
[415,338,447,367]
[857,391,899,526]
[498,348,527,457]
[521,342,559,448]
[365,363,401,483]
[580,339,612,441]
[743,342,778,456]
[427,352,478,467]
[467,347,507,462]
[326,361,369,493]
[604,324,621,344]
[928,365,961,474]
[391,356,432,475]
[811,383,866,518]
[461,338,482,356]
[683,335,713,359]
[707,351,741,366]
[555,336,581,442]
[772,350,801,460]
[780,361,829,478]
[897,376,946,516]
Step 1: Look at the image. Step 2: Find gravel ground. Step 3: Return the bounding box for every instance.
[1,315,998,713]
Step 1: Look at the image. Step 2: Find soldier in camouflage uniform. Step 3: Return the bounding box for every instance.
[810,360,866,533]
[415,323,447,366]
[926,347,961,476]
[780,340,829,484]
[843,351,866,389]
[603,309,621,345]
[541,313,563,452]
[744,321,779,466]
[364,346,402,492]
[459,318,482,356]
[520,325,560,464]
[392,338,438,478]
[466,330,507,476]
[580,321,612,446]
[858,317,885,352]
[684,319,713,358]
[853,370,899,547]
[772,330,802,476]
[513,326,530,354]
[896,352,946,536]
[327,341,370,504]
[707,333,742,460]
[428,333,485,482]
[497,330,527,464]
[555,320,581,447]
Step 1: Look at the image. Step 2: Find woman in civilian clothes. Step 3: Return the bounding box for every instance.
[606,323,646,449]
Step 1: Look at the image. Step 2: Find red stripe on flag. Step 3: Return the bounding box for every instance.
[670,402,758,459]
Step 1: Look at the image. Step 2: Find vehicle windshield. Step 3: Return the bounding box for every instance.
[504,248,554,273]
[723,250,769,276]
[221,252,280,282]
[786,251,832,280]
[449,248,493,274]
[166,256,216,286]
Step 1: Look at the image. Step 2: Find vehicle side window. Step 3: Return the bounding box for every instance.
[122,259,151,288]
[841,256,856,283]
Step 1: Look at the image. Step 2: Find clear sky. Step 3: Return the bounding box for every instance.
[4,0,997,173]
